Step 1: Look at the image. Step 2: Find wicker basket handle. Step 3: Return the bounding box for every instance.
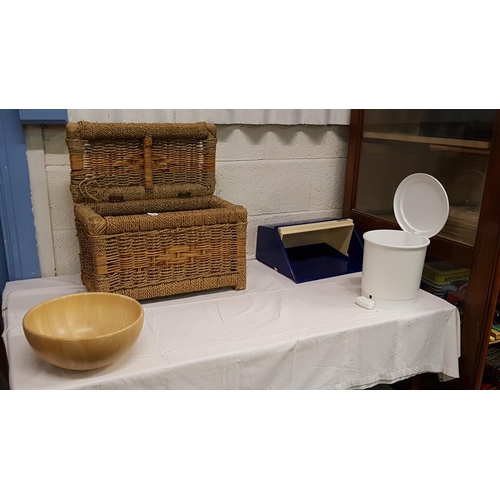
[143,137,153,189]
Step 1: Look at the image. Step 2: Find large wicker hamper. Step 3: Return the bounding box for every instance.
[65,121,247,300]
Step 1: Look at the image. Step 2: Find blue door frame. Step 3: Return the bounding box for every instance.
[0,109,41,283]
[0,109,68,290]
[0,219,8,296]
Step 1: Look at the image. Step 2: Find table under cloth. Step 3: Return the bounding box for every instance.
[2,258,461,390]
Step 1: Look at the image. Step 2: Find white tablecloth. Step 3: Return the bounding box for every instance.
[2,258,461,390]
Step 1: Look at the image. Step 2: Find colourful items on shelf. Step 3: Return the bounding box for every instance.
[422,261,470,285]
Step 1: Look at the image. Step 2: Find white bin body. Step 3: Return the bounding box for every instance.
[361,230,430,302]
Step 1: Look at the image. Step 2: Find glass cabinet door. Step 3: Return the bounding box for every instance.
[355,110,496,247]
[347,110,500,388]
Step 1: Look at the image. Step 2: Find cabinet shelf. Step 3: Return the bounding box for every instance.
[349,209,475,269]
[360,205,479,248]
[363,131,491,151]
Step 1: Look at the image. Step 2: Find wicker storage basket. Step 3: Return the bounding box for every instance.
[66,121,247,300]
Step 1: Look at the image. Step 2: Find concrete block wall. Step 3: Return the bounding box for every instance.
[24,124,349,277]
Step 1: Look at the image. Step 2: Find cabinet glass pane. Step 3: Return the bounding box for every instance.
[355,110,496,246]
[421,258,469,321]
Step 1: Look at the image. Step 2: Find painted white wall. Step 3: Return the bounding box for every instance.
[24,124,349,277]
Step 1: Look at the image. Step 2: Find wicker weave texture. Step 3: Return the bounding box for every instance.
[66,122,217,203]
[76,221,247,299]
[75,196,245,234]
[67,121,247,299]
[74,197,247,299]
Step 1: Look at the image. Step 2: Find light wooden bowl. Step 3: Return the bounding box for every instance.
[22,292,144,371]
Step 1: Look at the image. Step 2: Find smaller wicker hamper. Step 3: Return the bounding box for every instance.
[66,121,247,300]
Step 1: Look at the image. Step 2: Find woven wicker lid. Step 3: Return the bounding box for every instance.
[66,121,218,203]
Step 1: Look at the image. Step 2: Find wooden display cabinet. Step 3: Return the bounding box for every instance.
[343,110,500,389]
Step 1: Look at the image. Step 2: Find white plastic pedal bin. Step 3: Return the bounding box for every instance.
[356,173,449,310]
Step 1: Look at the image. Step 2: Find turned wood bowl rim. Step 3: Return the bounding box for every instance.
[22,292,144,341]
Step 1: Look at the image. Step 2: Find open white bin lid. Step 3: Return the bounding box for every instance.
[393,173,449,238]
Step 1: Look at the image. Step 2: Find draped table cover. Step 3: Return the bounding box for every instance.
[2,258,460,390]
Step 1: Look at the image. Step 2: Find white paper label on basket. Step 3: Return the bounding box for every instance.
[147,212,159,216]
